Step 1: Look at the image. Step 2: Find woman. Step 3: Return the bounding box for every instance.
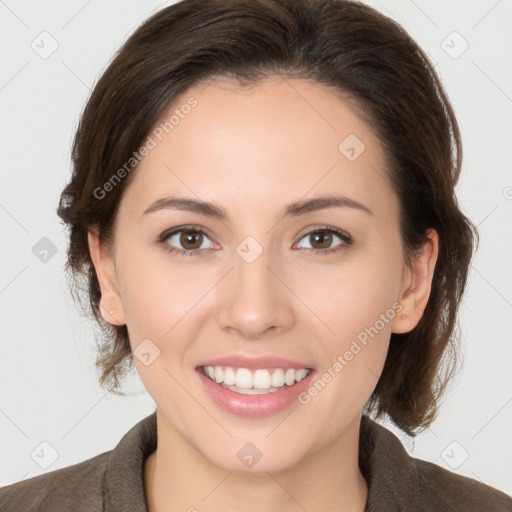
[1,0,510,510]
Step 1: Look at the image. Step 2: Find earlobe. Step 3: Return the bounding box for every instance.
[87,228,126,326]
[391,229,439,334]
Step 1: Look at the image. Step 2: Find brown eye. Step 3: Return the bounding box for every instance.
[309,230,334,250]
[179,230,204,250]
[296,227,352,254]
[160,226,216,255]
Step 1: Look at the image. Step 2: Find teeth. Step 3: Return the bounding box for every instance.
[202,366,311,390]
[253,369,271,389]
[285,368,295,386]
[221,384,281,394]
[271,368,285,387]
[223,367,236,386]
[235,368,253,389]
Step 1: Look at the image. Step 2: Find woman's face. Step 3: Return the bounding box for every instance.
[90,77,432,473]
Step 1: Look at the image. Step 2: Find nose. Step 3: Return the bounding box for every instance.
[217,246,294,340]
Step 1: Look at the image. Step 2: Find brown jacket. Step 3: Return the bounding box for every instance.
[1,411,510,511]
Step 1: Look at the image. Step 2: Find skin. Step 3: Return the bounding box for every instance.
[88,76,438,512]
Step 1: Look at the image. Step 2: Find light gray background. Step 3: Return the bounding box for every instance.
[1,0,511,496]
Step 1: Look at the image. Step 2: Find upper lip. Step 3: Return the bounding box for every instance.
[196,355,314,370]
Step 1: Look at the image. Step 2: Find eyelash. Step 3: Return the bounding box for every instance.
[158,224,353,258]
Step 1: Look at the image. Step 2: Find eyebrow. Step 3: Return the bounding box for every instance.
[142,194,373,219]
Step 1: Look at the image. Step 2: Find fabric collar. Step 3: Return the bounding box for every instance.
[104,410,422,511]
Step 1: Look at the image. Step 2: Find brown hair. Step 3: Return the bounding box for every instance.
[57,0,477,436]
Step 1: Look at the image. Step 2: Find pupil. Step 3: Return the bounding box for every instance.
[312,231,332,249]
[181,231,201,249]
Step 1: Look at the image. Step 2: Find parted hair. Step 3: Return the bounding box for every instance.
[57,0,477,436]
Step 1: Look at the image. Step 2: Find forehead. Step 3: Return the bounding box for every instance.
[120,77,396,220]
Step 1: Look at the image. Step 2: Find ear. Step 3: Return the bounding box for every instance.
[391,228,439,334]
[87,227,126,326]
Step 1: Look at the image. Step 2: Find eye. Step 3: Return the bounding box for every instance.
[159,225,217,257]
[295,227,352,255]
[158,225,352,258]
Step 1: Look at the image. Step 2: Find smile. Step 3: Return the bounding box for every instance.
[197,365,316,417]
[201,366,311,394]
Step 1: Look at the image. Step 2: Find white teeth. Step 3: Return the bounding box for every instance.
[284,369,295,386]
[270,368,285,387]
[221,384,281,394]
[202,366,311,390]
[235,368,252,389]
[253,369,271,389]
[295,368,309,382]
[223,367,236,386]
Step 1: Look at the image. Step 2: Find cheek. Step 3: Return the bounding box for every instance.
[115,232,212,329]
[301,250,404,398]
[114,248,189,349]
[307,254,403,342]
[295,273,398,443]
[118,258,203,408]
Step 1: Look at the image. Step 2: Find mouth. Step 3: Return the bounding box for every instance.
[199,365,313,394]
[195,364,316,418]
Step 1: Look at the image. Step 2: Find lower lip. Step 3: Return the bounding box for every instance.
[196,368,315,418]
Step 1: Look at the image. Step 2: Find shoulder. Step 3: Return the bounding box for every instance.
[413,456,512,511]
[0,450,111,512]
[0,411,158,512]
[360,415,512,511]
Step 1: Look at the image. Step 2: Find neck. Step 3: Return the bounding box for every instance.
[144,411,368,512]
